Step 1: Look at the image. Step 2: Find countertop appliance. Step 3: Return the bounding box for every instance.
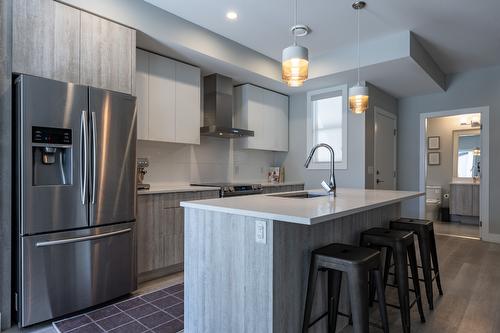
[137,157,150,190]
[200,74,254,138]
[191,182,263,197]
[14,75,137,327]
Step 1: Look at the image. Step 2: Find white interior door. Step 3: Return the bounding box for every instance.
[374,107,397,190]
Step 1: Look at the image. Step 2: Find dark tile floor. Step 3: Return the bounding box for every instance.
[53,284,184,333]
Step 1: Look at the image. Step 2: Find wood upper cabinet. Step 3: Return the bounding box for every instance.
[13,0,81,83]
[136,49,149,140]
[234,84,289,152]
[135,49,201,144]
[80,11,135,94]
[13,0,135,94]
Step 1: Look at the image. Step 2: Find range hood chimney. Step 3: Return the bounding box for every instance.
[200,74,254,138]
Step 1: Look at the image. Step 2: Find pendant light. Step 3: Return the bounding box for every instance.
[349,1,369,114]
[282,0,309,87]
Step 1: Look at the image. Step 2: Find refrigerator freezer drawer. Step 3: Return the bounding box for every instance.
[20,223,137,327]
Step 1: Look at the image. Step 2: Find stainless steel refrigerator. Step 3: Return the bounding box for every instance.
[14,75,137,327]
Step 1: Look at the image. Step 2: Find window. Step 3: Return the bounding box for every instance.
[306,85,348,169]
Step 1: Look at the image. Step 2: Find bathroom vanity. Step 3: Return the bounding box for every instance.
[449,182,480,224]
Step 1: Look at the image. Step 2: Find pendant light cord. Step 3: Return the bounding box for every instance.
[294,0,298,45]
[357,6,360,85]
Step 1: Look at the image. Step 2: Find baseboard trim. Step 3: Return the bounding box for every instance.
[138,263,184,284]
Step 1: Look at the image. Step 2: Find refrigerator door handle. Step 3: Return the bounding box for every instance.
[80,110,88,205]
[35,228,132,247]
[91,111,97,205]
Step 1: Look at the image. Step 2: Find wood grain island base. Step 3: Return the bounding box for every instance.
[181,188,423,333]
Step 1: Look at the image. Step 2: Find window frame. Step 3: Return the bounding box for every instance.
[306,84,348,170]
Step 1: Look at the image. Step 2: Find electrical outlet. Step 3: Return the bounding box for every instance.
[255,220,267,244]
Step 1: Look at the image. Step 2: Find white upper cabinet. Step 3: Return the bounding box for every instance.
[174,62,201,145]
[148,53,176,142]
[135,49,201,145]
[234,84,289,152]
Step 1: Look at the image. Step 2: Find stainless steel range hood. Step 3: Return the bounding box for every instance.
[200,74,254,138]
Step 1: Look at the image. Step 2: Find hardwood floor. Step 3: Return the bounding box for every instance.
[340,234,500,333]
[434,221,480,239]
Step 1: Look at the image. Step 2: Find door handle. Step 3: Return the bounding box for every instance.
[80,111,88,205]
[376,179,384,184]
[90,111,97,205]
[35,228,132,247]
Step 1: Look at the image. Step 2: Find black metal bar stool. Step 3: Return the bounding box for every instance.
[302,243,389,333]
[360,228,425,333]
[390,218,443,310]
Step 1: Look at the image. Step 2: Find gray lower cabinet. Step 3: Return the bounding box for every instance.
[261,184,304,194]
[13,0,81,83]
[137,190,219,282]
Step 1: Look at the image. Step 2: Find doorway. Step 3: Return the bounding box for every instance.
[419,107,490,241]
[374,107,397,190]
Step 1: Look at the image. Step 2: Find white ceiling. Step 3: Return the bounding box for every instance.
[145,0,500,74]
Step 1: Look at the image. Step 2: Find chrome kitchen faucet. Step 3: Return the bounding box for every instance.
[304,143,337,196]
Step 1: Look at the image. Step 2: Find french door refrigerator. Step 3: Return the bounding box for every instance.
[14,75,137,327]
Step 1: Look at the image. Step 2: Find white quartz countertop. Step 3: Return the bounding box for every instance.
[137,183,219,195]
[180,188,423,225]
[450,180,480,185]
[137,181,304,195]
[259,181,304,187]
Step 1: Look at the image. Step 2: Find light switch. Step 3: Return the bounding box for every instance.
[255,220,267,244]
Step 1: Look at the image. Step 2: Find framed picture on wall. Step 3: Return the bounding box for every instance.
[428,152,441,165]
[428,136,440,150]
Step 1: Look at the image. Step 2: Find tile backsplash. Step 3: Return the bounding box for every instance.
[137,137,285,184]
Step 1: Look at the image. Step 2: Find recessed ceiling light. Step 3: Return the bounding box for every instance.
[226,11,238,20]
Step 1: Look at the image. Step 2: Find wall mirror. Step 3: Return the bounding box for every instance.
[452,129,481,179]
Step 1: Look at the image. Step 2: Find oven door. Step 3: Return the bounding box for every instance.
[19,223,136,327]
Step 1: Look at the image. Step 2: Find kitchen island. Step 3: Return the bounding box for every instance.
[180,188,423,333]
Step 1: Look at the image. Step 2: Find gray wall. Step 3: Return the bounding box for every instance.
[426,115,479,196]
[0,0,12,329]
[398,65,500,234]
[364,83,398,189]
[280,92,366,189]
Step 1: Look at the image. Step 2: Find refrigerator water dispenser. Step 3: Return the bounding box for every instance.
[32,126,72,186]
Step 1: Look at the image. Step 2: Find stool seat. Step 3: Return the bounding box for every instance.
[313,243,380,268]
[361,228,414,248]
[391,218,433,232]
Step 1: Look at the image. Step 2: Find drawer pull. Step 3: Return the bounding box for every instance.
[36,228,132,247]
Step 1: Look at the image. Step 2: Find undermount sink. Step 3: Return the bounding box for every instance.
[268,191,330,199]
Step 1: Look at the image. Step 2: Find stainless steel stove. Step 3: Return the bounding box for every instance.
[191,182,263,197]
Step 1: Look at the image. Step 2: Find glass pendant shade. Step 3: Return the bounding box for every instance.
[349,85,369,114]
[282,45,309,87]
